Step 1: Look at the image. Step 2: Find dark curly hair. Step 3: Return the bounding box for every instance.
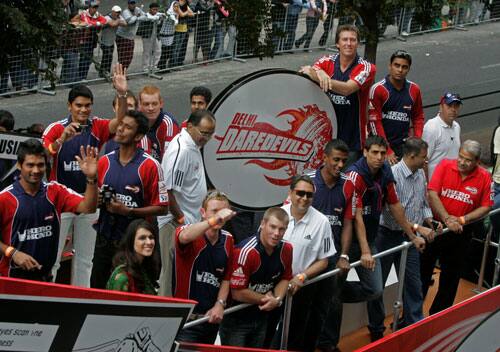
[112,219,160,292]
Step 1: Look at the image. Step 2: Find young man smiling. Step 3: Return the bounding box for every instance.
[42,64,128,287]
[0,139,98,282]
[301,24,376,163]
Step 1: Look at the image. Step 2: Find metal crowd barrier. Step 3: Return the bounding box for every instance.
[2,1,499,97]
[180,207,500,350]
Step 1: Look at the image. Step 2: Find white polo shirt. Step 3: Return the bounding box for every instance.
[422,113,461,179]
[282,203,336,275]
[158,128,207,227]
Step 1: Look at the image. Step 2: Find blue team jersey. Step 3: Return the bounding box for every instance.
[229,234,293,316]
[0,180,83,278]
[43,116,112,193]
[173,225,234,314]
[95,148,168,240]
[311,168,355,252]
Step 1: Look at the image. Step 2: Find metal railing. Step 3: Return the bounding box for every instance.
[180,206,500,350]
[1,0,499,97]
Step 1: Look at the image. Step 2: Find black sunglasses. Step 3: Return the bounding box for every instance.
[295,190,314,199]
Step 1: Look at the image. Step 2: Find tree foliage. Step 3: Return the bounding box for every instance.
[0,0,67,83]
[226,0,275,58]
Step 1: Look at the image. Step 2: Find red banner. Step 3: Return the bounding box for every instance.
[356,286,500,352]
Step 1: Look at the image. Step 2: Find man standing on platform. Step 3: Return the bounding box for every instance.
[301,24,376,164]
[422,140,492,314]
[368,50,424,164]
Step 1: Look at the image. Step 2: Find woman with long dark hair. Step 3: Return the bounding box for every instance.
[106,219,160,294]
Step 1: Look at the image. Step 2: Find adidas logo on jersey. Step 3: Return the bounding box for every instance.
[304,234,312,240]
[233,267,245,277]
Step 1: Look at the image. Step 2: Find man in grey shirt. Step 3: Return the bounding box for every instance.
[367,137,436,334]
[115,0,146,69]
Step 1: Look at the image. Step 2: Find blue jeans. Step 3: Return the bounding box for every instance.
[318,243,383,348]
[219,309,269,348]
[367,226,424,333]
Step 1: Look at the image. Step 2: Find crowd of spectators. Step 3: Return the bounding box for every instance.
[1,0,500,94]
[0,20,499,352]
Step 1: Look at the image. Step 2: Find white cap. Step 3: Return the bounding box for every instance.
[111,5,122,12]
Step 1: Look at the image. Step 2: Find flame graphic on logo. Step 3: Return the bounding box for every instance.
[245,104,333,186]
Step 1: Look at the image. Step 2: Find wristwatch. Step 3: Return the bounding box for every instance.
[275,296,283,307]
[340,254,350,262]
[216,299,226,308]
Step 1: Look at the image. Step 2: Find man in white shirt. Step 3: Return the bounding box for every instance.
[422,92,462,179]
[158,110,215,296]
[281,175,336,351]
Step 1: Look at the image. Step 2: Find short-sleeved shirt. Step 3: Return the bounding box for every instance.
[368,77,424,155]
[43,116,112,193]
[428,159,493,217]
[345,158,399,242]
[95,148,168,240]
[158,129,207,227]
[422,114,461,180]
[313,54,376,151]
[144,110,180,163]
[281,203,336,275]
[229,234,293,316]
[310,169,358,252]
[173,225,234,314]
[0,180,83,278]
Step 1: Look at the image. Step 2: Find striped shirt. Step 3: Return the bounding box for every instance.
[380,160,432,231]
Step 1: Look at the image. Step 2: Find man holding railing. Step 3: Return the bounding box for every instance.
[343,135,428,341]
[367,137,438,334]
[281,174,336,351]
[421,140,493,315]
[219,207,293,348]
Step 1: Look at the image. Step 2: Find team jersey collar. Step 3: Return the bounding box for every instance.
[316,167,344,190]
[13,178,46,197]
[450,159,479,181]
[151,110,165,130]
[385,74,409,91]
[436,114,454,128]
[285,202,312,225]
[111,147,144,164]
[335,54,360,74]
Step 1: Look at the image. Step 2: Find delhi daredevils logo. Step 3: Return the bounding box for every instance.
[214,104,332,186]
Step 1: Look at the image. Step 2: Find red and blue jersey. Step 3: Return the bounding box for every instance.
[368,77,424,155]
[103,110,179,161]
[229,234,293,316]
[173,225,234,314]
[0,180,83,278]
[96,148,168,240]
[345,158,398,243]
[144,110,179,162]
[313,54,376,151]
[43,116,112,193]
[311,169,358,252]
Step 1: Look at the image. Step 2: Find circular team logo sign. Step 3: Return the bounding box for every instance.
[204,69,337,210]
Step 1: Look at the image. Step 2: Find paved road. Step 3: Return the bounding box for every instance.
[1,21,499,148]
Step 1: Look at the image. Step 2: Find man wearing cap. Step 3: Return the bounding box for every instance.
[422,92,462,179]
[99,5,126,78]
[116,0,147,70]
[421,140,492,314]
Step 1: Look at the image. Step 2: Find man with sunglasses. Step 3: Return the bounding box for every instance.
[368,50,424,165]
[281,175,335,351]
[158,110,215,296]
[422,92,462,179]
[344,135,428,341]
